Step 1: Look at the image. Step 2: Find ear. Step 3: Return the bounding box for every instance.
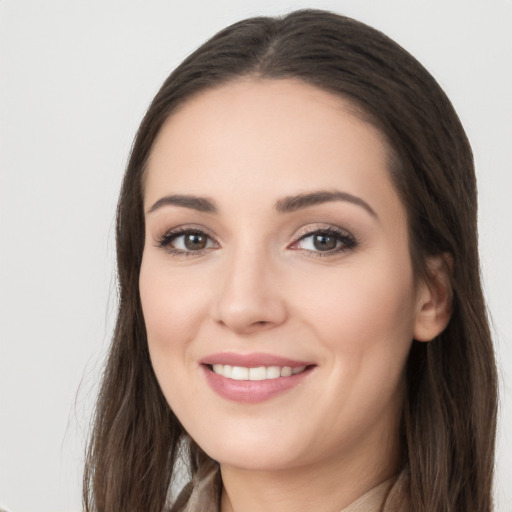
[414,254,453,342]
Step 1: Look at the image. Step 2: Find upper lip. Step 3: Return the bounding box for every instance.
[200,352,313,368]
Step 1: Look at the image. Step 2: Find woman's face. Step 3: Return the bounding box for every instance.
[140,79,429,473]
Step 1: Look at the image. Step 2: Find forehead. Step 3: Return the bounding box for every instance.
[144,78,402,219]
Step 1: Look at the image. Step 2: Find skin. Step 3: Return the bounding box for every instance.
[139,79,450,512]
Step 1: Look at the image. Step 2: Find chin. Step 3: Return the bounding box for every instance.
[210,446,303,472]
[190,425,316,472]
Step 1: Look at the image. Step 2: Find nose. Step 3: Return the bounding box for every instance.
[212,246,288,335]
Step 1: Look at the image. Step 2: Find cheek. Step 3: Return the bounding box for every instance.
[139,254,212,412]
[139,255,208,347]
[296,259,416,337]
[292,257,417,390]
[294,264,416,442]
[138,253,215,405]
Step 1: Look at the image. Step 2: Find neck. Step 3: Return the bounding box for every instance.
[219,436,400,512]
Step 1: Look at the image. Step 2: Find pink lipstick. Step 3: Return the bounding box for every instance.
[200,352,315,403]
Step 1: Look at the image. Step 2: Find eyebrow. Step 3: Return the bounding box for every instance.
[147,194,217,214]
[275,190,377,218]
[147,190,377,218]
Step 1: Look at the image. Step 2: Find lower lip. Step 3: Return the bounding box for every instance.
[201,365,313,404]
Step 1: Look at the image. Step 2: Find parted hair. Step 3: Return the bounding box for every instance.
[83,9,497,512]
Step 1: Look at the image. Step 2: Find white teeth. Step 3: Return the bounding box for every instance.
[280,366,292,377]
[210,364,307,380]
[249,366,267,381]
[266,366,281,379]
[231,366,249,380]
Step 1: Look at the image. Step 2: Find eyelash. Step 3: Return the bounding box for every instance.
[156,228,218,256]
[291,227,357,257]
[155,226,357,257]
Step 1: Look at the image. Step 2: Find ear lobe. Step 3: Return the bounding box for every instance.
[414,254,453,342]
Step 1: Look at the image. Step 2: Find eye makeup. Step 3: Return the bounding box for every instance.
[154,222,357,259]
[289,226,357,257]
[155,225,219,257]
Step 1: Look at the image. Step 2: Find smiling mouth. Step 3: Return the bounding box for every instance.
[201,358,315,403]
[208,364,308,381]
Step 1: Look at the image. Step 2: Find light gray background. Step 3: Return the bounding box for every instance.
[1,1,511,511]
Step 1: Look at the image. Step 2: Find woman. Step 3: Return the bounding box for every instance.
[83,9,497,512]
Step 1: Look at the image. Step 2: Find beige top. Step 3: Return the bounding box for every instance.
[341,471,410,512]
[178,468,410,512]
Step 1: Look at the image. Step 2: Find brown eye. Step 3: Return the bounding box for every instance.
[291,228,357,255]
[184,233,208,250]
[312,234,338,251]
[157,229,217,254]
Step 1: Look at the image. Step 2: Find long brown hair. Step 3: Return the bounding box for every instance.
[84,10,497,512]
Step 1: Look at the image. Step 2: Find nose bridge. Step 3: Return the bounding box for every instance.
[213,237,286,333]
